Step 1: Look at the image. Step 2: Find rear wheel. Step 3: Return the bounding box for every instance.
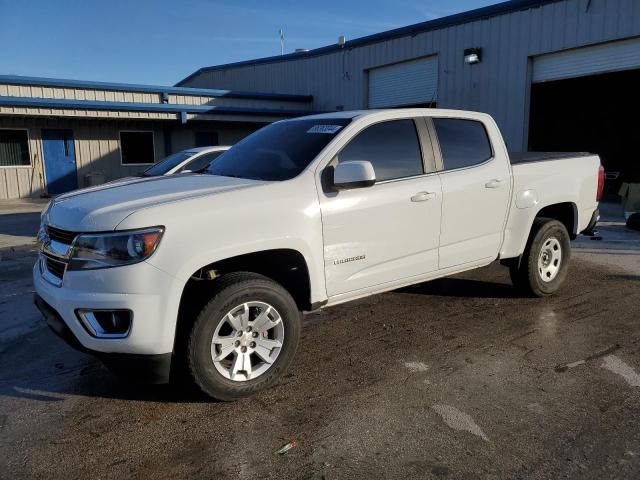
[509,218,571,297]
[185,272,301,401]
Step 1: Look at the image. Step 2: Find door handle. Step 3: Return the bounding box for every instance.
[411,191,436,202]
[485,179,503,189]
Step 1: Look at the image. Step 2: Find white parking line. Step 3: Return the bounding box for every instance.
[602,355,640,387]
[432,404,489,442]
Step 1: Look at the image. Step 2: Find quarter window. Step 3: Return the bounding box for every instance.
[120,131,155,165]
[338,119,423,181]
[0,130,30,167]
[433,119,492,170]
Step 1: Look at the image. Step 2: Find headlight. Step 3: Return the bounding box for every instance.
[67,227,164,270]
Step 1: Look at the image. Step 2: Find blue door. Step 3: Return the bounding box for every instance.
[42,129,78,195]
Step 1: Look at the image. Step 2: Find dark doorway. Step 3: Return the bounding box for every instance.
[528,69,640,197]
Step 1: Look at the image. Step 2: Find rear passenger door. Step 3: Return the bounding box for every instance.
[319,118,442,297]
[432,118,511,269]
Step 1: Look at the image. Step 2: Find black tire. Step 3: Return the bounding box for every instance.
[185,272,301,401]
[509,218,571,297]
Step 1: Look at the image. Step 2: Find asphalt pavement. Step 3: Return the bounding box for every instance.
[1,200,639,479]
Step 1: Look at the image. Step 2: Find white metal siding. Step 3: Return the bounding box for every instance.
[533,37,640,83]
[0,116,261,199]
[368,57,438,108]
[182,0,640,151]
[0,84,310,110]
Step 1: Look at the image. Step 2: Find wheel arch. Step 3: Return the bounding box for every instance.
[501,201,577,267]
[182,247,312,306]
[534,202,578,238]
[173,248,312,353]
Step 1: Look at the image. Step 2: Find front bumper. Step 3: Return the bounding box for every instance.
[33,259,183,356]
[34,294,172,383]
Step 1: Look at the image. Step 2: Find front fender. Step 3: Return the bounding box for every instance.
[118,172,327,306]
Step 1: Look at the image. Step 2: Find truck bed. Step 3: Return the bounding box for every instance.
[509,151,593,165]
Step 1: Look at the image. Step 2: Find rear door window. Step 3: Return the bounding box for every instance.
[433,119,493,170]
[337,119,424,181]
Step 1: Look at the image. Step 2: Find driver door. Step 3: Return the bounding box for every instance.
[319,118,442,297]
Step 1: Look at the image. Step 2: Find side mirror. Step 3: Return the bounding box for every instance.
[333,161,376,190]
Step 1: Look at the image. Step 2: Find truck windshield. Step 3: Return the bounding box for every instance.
[206,118,351,181]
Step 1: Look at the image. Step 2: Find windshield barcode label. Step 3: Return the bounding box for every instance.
[307,125,343,134]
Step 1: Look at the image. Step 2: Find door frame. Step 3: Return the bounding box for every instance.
[41,128,78,195]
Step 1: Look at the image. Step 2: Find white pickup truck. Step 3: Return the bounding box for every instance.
[34,109,603,400]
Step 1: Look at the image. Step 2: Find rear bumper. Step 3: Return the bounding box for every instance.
[581,208,600,236]
[34,294,172,383]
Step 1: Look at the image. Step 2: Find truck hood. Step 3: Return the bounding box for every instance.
[47,174,265,231]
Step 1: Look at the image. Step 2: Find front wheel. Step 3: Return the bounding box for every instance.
[509,218,571,297]
[185,272,301,401]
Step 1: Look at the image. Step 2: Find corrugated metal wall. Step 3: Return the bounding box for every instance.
[0,117,166,199]
[181,0,640,151]
[170,123,258,152]
[0,117,43,199]
[0,83,309,114]
[0,64,316,199]
[0,117,261,200]
[532,36,640,82]
[368,56,438,108]
[0,105,179,121]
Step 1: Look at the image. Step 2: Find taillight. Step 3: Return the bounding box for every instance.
[596,165,605,202]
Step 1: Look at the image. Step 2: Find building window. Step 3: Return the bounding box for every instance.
[0,129,30,167]
[433,119,493,171]
[120,131,155,165]
[195,131,219,147]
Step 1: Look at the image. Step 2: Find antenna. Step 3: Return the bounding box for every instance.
[279,29,285,55]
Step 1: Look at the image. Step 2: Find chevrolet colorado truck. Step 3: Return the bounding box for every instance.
[34,109,603,400]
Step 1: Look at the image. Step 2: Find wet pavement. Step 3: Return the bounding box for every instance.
[1,255,639,479]
[1,202,640,479]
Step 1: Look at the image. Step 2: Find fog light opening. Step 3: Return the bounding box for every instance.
[76,309,132,338]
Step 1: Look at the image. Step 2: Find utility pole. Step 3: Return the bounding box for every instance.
[279,29,285,55]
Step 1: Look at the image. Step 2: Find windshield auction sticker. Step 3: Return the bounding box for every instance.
[307,125,343,134]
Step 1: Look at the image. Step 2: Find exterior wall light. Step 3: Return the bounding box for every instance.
[464,48,482,65]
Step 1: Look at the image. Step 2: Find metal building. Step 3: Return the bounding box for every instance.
[178,0,640,192]
[0,76,312,199]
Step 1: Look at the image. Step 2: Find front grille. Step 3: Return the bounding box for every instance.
[44,255,67,280]
[46,225,77,245]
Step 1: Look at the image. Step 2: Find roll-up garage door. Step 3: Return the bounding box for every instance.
[368,56,438,108]
[532,37,640,83]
